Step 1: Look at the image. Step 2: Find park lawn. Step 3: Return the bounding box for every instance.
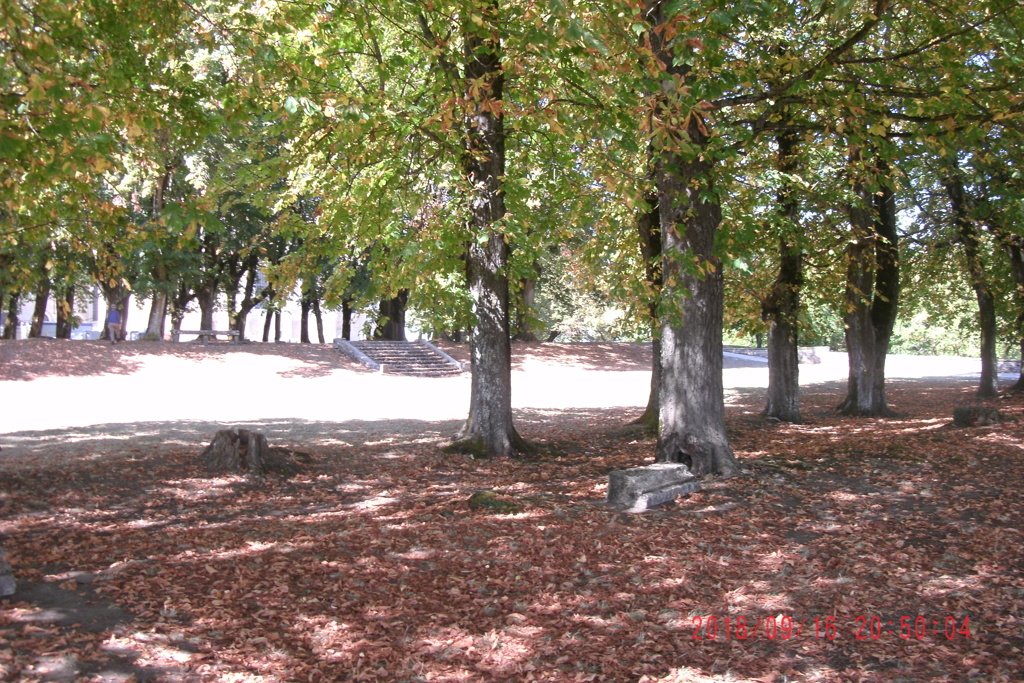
[1,346,1022,682]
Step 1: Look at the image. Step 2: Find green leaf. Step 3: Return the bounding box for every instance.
[664,0,688,19]
[0,134,25,158]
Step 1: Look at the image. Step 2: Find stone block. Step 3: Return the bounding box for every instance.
[607,463,700,513]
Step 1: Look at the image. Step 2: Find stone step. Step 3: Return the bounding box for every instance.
[354,356,454,366]
[339,340,464,377]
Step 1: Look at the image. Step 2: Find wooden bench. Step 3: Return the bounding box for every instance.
[171,329,240,344]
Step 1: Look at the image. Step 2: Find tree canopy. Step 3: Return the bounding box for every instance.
[2,0,1023,454]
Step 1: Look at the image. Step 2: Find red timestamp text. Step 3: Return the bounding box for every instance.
[690,615,971,641]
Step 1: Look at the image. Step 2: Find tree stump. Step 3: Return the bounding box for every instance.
[200,429,307,476]
[952,406,1001,428]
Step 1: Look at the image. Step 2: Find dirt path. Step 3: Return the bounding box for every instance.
[0,339,995,473]
[0,340,756,470]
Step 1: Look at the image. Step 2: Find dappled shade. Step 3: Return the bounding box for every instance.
[2,377,1021,681]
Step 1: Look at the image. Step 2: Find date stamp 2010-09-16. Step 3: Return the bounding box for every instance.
[689,615,972,641]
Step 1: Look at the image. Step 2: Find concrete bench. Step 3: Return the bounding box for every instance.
[607,462,700,512]
[171,329,240,344]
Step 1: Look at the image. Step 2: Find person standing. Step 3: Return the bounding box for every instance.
[106,306,122,344]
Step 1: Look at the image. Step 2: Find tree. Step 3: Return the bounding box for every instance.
[837,145,900,417]
[376,289,409,341]
[944,159,1000,397]
[632,193,662,430]
[447,0,528,457]
[640,1,738,477]
[762,127,805,422]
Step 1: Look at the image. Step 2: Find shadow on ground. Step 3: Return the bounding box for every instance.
[2,386,1021,682]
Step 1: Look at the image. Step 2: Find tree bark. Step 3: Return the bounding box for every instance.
[375,289,408,341]
[762,129,803,422]
[1018,338,1024,392]
[1002,237,1024,390]
[262,309,273,342]
[145,291,168,340]
[202,429,270,474]
[274,311,282,342]
[196,284,216,333]
[99,281,130,341]
[341,299,353,340]
[55,286,74,339]
[512,269,540,341]
[2,293,19,339]
[837,152,899,416]
[946,170,999,397]
[631,193,661,431]
[646,1,738,477]
[313,299,325,344]
[145,165,174,340]
[450,0,527,458]
[233,263,266,341]
[764,237,803,421]
[28,277,50,337]
[169,283,192,335]
[300,299,311,343]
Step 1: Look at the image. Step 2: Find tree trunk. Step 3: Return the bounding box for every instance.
[144,164,174,340]
[99,282,130,341]
[341,299,353,340]
[225,285,239,334]
[449,0,526,458]
[313,299,325,344]
[28,278,50,337]
[764,237,802,421]
[262,310,273,342]
[118,299,129,341]
[946,170,999,397]
[300,299,311,343]
[169,283,192,335]
[196,284,216,333]
[55,286,74,339]
[512,270,540,341]
[375,289,408,341]
[1017,338,1024,392]
[838,152,899,416]
[145,291,168,340]
[763,129,803,422]
[233,263,266,341]
[200,429,275,475]
[274,311,282,342]
[631,193,661,431]
[2,293,19,339]
[1002,237,1024,391]
[646,2,738,478]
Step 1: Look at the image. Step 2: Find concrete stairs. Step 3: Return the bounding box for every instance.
[335,339,465,377]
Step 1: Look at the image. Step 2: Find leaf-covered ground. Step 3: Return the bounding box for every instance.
[1,343,1022,682]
